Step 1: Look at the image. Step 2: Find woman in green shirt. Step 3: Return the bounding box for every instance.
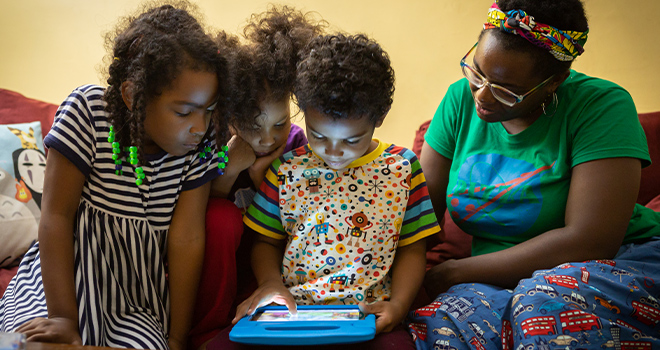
[409,0,660,348]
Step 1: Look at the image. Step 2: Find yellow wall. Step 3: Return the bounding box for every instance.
[1,0,659,147]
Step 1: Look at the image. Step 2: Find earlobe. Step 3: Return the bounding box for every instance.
[374,114,387,128]
[552,70,571,91]
[121,81,135,111]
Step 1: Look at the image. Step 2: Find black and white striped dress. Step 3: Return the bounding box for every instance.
[0,85,221,349]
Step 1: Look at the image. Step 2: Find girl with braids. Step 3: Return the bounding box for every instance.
[411,0,660,349]
[188,7,325,349]
[0,2,230,349]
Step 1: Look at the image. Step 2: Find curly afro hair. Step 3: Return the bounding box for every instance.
[219,6,327,133]
[103,0,229,164]
[480,0,589,78]
[294,33,395,124]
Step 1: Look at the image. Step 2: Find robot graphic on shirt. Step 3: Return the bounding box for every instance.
[384,218,403,252]
[277,169,294,187]
[303,167,321,193]
[311,212,336,246]
[328,275,348,293]
[345,212,373,247]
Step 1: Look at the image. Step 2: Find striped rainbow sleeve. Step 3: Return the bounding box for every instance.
[243,155,288,240]
[388,146,441,247]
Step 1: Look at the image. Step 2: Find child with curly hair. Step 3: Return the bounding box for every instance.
[206,33,440,350]
[210,5,328,205]
[0,2,230,349]
[189,6,326,349]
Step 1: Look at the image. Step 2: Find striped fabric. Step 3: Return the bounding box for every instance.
[244,141,440,305]
[0,85,221,349]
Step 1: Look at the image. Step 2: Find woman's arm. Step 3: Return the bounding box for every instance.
[16,149,85,344]
[167,181,211,350]
[425,156,642,296]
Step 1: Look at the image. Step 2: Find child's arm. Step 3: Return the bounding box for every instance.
[247,141,287,188]
[210,135,256,198]
[167,181,211,350]
[232,232,297,323]
[15,149,84,345]
[359,239,427,334]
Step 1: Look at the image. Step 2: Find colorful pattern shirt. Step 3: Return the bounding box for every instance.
[244,140,439,305]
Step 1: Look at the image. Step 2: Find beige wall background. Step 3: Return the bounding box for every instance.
[1,0,659,147]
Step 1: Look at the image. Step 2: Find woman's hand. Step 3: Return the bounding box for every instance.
[16,316,82,345]
[423,259,461,298]
[232,280,297,324]
[358,300,408,334]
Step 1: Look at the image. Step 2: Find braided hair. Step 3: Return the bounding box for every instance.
[103,0,229,164]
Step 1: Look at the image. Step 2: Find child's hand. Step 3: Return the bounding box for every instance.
[232,280,297,324]
[15,316,82,345]
[248,141,287,188]
[225,135,257,175]
[358,300,408,334]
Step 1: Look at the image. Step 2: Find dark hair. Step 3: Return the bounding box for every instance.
[294,33,395,124]
[103,0,229,164]
[220,6,326,132]
[480,0,589,78]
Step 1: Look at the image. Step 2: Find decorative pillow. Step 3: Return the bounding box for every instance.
[0,121,45,267]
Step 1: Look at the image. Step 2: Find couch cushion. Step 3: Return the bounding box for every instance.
[0,122,45,267]
[646,194,660,212]
[638,112,660,206]
[426,210,472,268]
[412,120,431,158]
[0,265,20,298]
[0,89,58,140]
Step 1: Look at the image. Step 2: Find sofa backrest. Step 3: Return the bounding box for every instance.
[638,111,660,205]
[0,88,58,140]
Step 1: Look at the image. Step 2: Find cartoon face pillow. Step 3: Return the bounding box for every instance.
[0,122,45,267]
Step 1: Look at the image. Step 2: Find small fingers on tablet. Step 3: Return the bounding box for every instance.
[233,296,258,324]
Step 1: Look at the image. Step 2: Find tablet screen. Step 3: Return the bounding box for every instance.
[251,308,361,322]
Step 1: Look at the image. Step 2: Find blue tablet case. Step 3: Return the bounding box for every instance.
[229,305,376,345]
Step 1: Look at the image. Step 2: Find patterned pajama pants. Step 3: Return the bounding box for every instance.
[407,237,660,350]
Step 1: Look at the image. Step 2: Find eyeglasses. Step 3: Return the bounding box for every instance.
[460,42,555,107]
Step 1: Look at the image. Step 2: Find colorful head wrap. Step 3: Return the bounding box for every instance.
[484,2,588,61]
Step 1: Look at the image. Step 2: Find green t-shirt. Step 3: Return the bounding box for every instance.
[425,70,659,256]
